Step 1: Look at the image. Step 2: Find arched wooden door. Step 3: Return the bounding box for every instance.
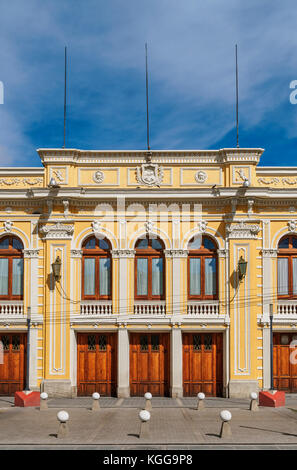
[273,333,297,392]
[130,333,170,396]
[183,333,223,396]
[77,333,117,396]
[0,333,26,396]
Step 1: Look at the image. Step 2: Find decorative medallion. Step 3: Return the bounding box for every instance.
[3,220,13,232]
[195,170,207,184]
[93,170,104,184]
[197,220,208,233]
[136,163,164,187]
[288,220,297,232]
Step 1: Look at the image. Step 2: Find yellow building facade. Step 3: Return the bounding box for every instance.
[0,147,296,398]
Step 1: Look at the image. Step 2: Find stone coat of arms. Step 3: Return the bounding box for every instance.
[136,163,164,187]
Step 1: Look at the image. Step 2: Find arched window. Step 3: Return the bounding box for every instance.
[277,235,297,298]
[0,236,24,300]
[82,236,111,300]
[188,235,217,299]
[135,236,165,300]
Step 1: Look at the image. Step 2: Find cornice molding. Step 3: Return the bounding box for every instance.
[226,220,260,239]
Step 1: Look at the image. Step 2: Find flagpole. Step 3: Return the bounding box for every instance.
[235,44,239,148]
[145,43,150,152]
[63,46,67,149]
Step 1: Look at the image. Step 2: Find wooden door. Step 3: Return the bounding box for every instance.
[183,333,223,397]
[77,333,117,396]
[273,333,297,392]
[0,333,26,396]
[130,333,170,396]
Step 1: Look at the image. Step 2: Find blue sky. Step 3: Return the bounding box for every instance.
[1,0,297,167]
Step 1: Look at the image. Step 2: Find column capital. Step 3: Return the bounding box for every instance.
[23,249,40,258]
[70,249,83,258]
[262,248,278,258]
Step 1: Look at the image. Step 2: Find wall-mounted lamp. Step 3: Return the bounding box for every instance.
[52,256,62,281]
[238,255,247,281]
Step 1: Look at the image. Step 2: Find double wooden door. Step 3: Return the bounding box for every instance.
[183,333,223,396]
[130,333,170,396]
[0,333,26,396]
[77,333,117,396]
[273,332,297,392]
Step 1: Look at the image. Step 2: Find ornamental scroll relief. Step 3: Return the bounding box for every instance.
[257,177,297,185]
[0,177,43,186]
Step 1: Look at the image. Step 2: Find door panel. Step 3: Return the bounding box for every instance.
[273,333,297,392]
[0,333,26,396]
[183,333,223,397]
[77,333,117,396]
[130,333,170,396]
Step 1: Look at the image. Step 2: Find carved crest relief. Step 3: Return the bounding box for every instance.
[136,163,164,187]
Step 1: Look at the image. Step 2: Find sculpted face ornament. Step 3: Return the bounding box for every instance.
[195,170,207,184]
[93,170,104,184]
[136,163,164,187]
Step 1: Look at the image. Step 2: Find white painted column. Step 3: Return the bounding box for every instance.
[261,248,277,389]
[112,250,135,316]
[23,249,40,390]
[165,250,188,316]
[117,326,130,397]
[170,326,183,397]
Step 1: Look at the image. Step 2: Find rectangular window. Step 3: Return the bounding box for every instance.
[137,258,148,296]
[84,258,95,296]
[0,258,8,295]
[293,258,297,296]
[190,258,201,296]
[152,258,163,296]
[99,258,110,296]
[205,258,216,296]
[278,258,288,295]
[12,258,23,296]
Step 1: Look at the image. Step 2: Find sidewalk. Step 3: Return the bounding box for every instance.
[0,396,297,449]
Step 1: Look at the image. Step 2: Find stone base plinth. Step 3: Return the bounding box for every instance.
[117,386,130,398]
[170,387,183,398]
[259,390,285,407]
[41,380,74,398]
[15,391,40,407]
[228,380,259,398]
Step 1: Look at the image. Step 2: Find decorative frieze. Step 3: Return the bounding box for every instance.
[70,249,83,258]
[226,220,260,239]
[111,249,136,258]
[23,249,40,258]
[257,177,297,186]
[39,222,74,240]
[262,249,278,258]
[164,249,189,258]
[0,177,43,186]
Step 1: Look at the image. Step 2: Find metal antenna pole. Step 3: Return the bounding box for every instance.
[63,46,67,148]
[145,43,150,151]
[235,44,239,148]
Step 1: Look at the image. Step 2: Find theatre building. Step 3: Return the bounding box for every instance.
[0,147,297,398]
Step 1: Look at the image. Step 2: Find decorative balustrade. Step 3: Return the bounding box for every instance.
[134,302,166,315]
[80,302,113,316]
[0,302,24,316]
[277,301,297,316]
[187,301,220,316]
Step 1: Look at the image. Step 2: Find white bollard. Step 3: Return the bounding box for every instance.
[139,409,151,439]
[249,392,258,411]
[40,392,48,411]
[197,392,205,410]
[219,410,232,438]
[144,392,152,411]
[57,410,69,438]
[92,392,100,411]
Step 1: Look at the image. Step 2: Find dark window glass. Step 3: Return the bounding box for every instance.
[293,238,297,249]
[0,238,9,249]
[99,335,107,351]
[0,335,9,350]
[203,238,215,250]
[12,335,20,351]
[279,237,289,249]
[151,239,163,250]
[193,334,201,351]
[99,239,110,250]
[12,238,23,250]
[88,335,96,351]
[136,238,148,249]
[204,334,212,351]
[151,335,159,351]
[140,335,148,351]
[85,238,96,249]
